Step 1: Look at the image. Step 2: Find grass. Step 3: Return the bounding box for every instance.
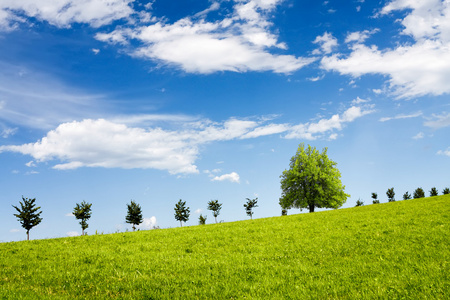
[1,195,448,299]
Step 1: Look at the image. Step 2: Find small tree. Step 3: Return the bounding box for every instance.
[73,201,92,236]
[279,144,349,213]
[443,187,450,195]
[12,197,43,241]
[199,214,207,225]
[174,199,190,227]
[429,187,438,197]
[207,200,222,223]
[355,198,364,206]
[244,197,258,219]
[386,187,395,202]
[371,192,379,204]
[413,187,425,199]
[403,191,412,200]
[125,200,143,231]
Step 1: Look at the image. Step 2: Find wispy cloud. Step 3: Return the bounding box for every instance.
[424,112,450,129]
[379,111,423,122]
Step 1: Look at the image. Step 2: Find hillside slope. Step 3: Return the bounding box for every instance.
[1,195,448,299]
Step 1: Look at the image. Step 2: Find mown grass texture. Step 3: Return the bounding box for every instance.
[0,195,448,299]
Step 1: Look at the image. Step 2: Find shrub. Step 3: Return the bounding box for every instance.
[413,187,425,199]
[403,192,411,200]
[371,192,379,204]
[355,199,364,207]
[429,187,438,197]
[443,187,450,195]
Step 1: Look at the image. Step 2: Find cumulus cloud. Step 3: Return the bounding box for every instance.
[137,217,157,230]
[437,148,450,157]
[66,231,79,237]
[313,32,338,54]
[96,0,314,74]
[321,0,450,98]
[0,106,373,174]
[211,172,240,183]
[0,0,134,30]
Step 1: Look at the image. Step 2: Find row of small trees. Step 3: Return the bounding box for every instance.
[355,186,449,206]
[11,197,259,240]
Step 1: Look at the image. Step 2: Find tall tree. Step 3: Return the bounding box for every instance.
[371,192,379,204]
[207,200,222,223]
[386,187,395,202]
[12,197,43,240]
[413,187,425,199]
[244,197,258,220]
[279,143,349,213]
[73,201,92,236]
[174,199,190,227]
[429,187,438,197]
[125,200,143,231]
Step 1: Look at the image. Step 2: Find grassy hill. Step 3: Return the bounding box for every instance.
[1,195,448,299]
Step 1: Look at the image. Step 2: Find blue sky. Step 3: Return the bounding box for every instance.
[0,0,449,241]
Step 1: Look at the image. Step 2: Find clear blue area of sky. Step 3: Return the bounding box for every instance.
[0,0,449,242]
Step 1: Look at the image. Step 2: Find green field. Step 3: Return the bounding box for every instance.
[1,196,448,299]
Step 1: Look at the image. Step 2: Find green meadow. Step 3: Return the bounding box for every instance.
[1,195,448,299]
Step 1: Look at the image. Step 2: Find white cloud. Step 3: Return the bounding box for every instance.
[0,106,373,174]
[313,32,338,54]
[424,112,450,129]
[345,29,379,44]
[10,228,20,233]
[194,208,202,214]
[1,127,17,138]
[437,148,450,157]
[137,217,157,230]
[412,132,424,139]
[25,160,36,167]
[92,48,100,55]
[212,172,240,183]
[321,0,450,98]
[67,231,79,237]
[379,111,423,122]
[351,97,369,105]
[0,0,134,30]
[96,1,314,74]
[285,105,374,139]
[65,213,74,217]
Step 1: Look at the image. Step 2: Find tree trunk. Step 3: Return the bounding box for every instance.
[180,221,183,227]
[309,204,315,213]
[82,229,84,236]
[27,230,29,241]
[215,216,217,223]
[132,225,136,231]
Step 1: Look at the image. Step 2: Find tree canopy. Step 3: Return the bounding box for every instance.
[12,197,43,240]
[73,201,92,236]
[244,197,258,219]
[207,200,222,223]
[125,200,143,231]
[174,199,190,227]
[279,143,349,213]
